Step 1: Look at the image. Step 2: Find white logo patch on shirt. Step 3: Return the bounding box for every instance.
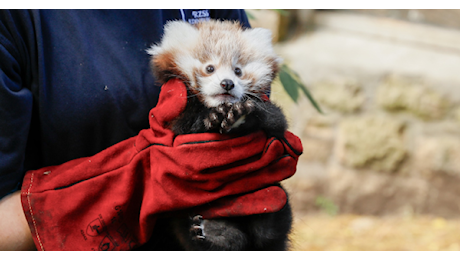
[181,9,211,24]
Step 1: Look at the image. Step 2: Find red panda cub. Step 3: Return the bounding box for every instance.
[144,20,292,251]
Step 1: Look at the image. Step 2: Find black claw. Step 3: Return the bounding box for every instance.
[203,118,212,130]
[221,120,228,130]
[217,104,227,115]
[190,225,202,233]
[227,111,235,124]
[192,215,203,224]
[209,113,219,122]
[244,100,255,113]
[190,215,206,241]
[234,102,244,115]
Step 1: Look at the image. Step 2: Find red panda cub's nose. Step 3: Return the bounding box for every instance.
[220,79,234,91]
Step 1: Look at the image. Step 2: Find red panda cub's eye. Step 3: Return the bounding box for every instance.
[234,67,242,77]
[206,65,215,74]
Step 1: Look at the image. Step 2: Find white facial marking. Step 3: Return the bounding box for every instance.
[198,65,247,107]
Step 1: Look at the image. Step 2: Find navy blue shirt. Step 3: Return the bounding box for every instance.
[0,9,250,199]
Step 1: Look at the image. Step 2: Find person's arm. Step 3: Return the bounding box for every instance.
[0,10,37,250]
[18,79,301,250]
[0,10,35,200]
[0,191,35,250]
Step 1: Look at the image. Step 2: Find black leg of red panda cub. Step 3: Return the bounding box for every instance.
[142,20,293,251]
[164,91,293,251]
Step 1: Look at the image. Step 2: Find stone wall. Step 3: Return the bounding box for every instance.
[279,74,460,218]
[253,10,460,218]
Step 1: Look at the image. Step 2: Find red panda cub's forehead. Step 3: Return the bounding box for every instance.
[193,21,248,66]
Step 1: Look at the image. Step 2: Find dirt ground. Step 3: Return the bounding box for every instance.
[289,214,460,251]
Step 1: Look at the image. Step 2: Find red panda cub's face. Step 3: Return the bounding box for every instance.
[148,20,282,108]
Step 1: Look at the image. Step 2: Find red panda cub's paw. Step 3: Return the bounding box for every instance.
[203,100,255,134]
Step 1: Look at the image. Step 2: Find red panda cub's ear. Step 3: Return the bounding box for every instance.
[147,49,176,84]
[242,28,282,60]
[240,27,283,79]
[147,21,200,84]
[241,28,275,53]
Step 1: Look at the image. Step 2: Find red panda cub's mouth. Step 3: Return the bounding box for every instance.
[212,93,239,105]
[216,93,234,98]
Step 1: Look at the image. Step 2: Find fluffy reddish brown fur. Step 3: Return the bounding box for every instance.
[147,20,282,107]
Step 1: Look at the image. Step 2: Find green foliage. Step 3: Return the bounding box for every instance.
[245,9,322,113]
[315,196,339,216]
[279,64,323,113]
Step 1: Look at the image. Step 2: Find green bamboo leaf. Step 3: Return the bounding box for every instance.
[279,65,299,102]
[279,64,323,114]
[298,82,323,114]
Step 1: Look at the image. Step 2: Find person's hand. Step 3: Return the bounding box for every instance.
[20,79,302,250]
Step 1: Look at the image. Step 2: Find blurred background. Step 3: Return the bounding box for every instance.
[247,9,460,250]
